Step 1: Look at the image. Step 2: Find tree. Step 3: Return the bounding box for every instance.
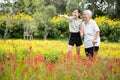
[33,5,56,40]
[115,0,120,18]
[84,0,116,18]
[0,0,34,39]
[105,0,116,18]
[66,0,87,15]
[13,0,44,15]
[0,0,14,39]
[44,0,68,13]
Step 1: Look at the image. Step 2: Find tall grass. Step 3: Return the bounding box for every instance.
[0,40,120,80]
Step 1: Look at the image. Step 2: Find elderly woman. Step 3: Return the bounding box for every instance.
[81,10,100,57]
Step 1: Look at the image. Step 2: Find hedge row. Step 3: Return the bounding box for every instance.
[0,13,120,42]
[50,16,120,42]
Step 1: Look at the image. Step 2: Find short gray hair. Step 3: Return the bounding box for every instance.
[83,10,92,18]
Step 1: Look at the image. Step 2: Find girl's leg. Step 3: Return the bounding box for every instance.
[68,45,73,54]
[76,46,80,55]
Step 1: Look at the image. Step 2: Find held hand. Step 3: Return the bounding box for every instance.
[92,40,97,46]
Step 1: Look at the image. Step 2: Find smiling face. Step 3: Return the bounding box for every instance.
[82,12,90,22]
[72,9,80,19]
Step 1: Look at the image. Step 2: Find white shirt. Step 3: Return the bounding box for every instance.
[81,19,100,48]
[68,17,82,32]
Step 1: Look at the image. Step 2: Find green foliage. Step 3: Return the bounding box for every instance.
[66,0,86,14]
[33,5,56,39]
[0,13,33,38]
[95,16,120,42]
[0,0,120,40]
[13,0,45,15]
[109,23,120,42]
[50,17,69,38]
[44,0,67,13]
[43,52,59,62]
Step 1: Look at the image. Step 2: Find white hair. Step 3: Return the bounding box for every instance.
[83,10,92,18]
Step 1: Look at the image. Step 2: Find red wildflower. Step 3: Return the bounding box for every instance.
[34,58,38,65]
[73,54,81,62]
[61,51,65,56]
[37,55,43,62]
[34,55,43,65]
[86,60,92,68]
[46,62,55,72]
[23,58,31,64]
[108,64,112,72]
[9,53,15,62]
[14,62,17,72]
[67,53,72,60]
[99,73,104,80]
[29,45,32,50]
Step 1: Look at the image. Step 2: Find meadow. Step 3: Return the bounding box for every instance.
[0,39,120,80]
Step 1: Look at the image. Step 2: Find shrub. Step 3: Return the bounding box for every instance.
[51,16,120,42]
[0,13,120,42]
[0,13,33,39]
[51,16,69,38]
[94,16,120,42]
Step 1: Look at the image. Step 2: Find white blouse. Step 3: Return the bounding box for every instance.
[68,16,82,33]
[81,19,100,48]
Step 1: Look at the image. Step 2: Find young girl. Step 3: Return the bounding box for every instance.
[59,9,82,57]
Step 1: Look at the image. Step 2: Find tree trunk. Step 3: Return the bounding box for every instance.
[43,27,49,40]
[4,22,9,40]
[3,6,13,40]
[43,31,49,40]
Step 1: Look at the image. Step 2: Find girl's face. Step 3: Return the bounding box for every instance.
[72,10,80,19]
[82,12,90,22]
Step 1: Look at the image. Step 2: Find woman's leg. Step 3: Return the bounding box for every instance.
[85,47,93,57]
[93,46,99,57]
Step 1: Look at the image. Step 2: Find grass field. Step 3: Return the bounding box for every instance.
[0,39,120,80]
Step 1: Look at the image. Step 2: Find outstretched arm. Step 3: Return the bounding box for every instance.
[58,15,71,21]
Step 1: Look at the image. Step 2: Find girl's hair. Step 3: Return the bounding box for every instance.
[73,8,81,18]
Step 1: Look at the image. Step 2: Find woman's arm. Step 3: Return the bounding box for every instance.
[93,31,99,45]
[92,20,100,45]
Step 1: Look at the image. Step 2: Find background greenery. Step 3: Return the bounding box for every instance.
[0,0,120,42]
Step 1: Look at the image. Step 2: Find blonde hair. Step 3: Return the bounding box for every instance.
[83,10,92,18]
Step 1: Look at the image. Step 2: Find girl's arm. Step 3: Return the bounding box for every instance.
[58,15,72,21]
[80,27,84,38]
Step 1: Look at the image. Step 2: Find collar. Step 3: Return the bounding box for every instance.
[84,19,92,25]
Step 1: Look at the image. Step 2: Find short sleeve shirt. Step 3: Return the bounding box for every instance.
[81,19,100,48]
[69,17,82,32]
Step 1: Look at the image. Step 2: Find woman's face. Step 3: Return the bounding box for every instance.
[82,12,90,22]
[72,10,79,19]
